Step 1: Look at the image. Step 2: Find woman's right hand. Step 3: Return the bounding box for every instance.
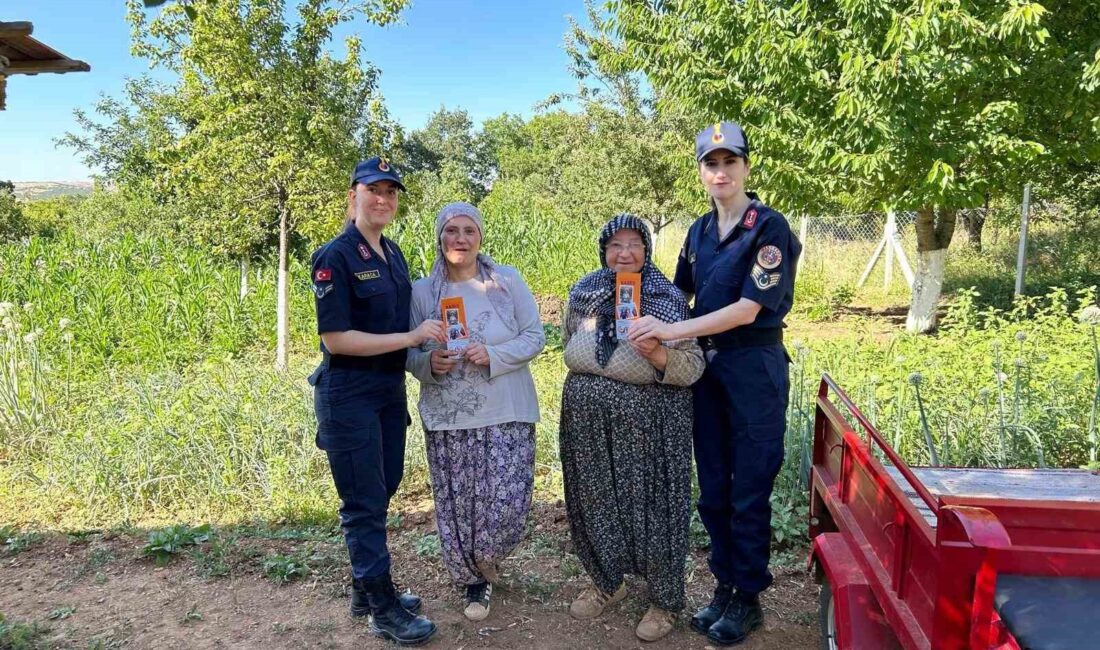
[410,319,446,346]
[430,348,460,375]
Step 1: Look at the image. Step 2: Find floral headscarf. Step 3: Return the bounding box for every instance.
[566,214,689,367]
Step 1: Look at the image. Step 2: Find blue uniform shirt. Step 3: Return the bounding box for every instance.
[673,192,801,331]
[310,222,412,371]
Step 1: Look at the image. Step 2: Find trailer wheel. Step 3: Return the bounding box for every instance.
[819,577,839,650]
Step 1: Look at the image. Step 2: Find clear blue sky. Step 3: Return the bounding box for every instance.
[1,0,588,182]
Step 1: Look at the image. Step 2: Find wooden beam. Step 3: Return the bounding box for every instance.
[0,22,34,38]
[3,59,90,75]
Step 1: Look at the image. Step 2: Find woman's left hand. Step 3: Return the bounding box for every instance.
[629,336,661,358]
[629,316,673,342]
[465,342,491,366]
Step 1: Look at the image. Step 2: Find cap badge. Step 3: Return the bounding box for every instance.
[711,123,725,144]
[378,160,391,172]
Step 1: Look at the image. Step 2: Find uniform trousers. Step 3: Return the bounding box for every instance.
[313,366,407,579]
[693,344,789,595]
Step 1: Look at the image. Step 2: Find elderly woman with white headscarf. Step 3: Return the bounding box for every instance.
[406,201,545,621]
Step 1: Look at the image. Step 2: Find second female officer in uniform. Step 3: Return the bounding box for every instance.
[629,122,801,646]
[310,157,445,646]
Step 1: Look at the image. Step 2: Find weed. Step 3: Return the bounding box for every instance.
[1,526,45,555]
[517,571,558,601]
[142,524,210,567]
[180,604,203,624]
[385,512,403,530]
[412,533,440,558]
[262,552,311,584]
[560,553,582,579]
[47,606,75,621]
[0,613,48,650]
[191,532,235,578]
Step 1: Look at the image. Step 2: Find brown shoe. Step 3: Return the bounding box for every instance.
[476,558,500,584]
[635,606,674,642]
[569,583,627,620]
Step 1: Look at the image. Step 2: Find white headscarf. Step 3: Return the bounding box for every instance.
[428,202,516,331]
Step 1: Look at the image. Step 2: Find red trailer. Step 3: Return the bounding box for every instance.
[808,374,1100,650]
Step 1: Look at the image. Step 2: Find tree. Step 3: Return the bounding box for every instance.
[602,0,1100,331]
[111,0,406,369]
[0,181,27,242]
[400,107,496,205]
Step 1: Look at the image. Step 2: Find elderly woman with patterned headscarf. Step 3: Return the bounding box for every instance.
[406,201,545,622]
[559,214,705,642]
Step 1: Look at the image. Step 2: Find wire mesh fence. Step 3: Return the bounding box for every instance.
[794,209,1004,299]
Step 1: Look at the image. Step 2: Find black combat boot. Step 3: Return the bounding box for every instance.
[707,590,763,646]
[691,582,734,634]
[351,577,422,616]
[357,573,436,646]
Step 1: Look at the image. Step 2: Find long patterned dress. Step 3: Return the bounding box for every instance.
[559,309,705,611]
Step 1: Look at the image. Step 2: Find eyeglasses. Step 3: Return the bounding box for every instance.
[607,242,645,253]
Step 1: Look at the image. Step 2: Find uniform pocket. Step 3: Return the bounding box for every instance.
[762,346,790,407]
[745,422,785,442]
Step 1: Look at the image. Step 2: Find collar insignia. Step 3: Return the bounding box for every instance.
[743,209,758,229]
[357,243,372,261]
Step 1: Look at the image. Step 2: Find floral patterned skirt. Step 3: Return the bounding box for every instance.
[559,372,693,611]
[425,421,536,585]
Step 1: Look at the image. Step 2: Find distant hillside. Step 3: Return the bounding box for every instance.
[12,181,94,201]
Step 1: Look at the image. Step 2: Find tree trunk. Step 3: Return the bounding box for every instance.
[275,199,290,371]
[239,258,250,299]
[961,211,985,252]
[906,206,957,333]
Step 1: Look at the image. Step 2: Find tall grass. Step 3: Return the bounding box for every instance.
[3,207,1098,532]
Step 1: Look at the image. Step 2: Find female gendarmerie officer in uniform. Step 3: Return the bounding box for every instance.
[309,157,445,646]
[629,122,800,646]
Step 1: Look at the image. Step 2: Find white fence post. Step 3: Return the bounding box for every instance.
[1014,184,1031,297]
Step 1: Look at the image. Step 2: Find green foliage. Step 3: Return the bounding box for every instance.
[0,184,28,243]
[262,552,311,584]
[0,614,49,650]
[0,526,45,555]
[412,533,440,557]
[602,1,1100,215]
[143,523,210,566]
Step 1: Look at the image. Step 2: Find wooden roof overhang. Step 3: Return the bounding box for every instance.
[0,21,91,110]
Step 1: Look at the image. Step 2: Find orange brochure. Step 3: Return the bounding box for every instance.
[440,296,470,352]
[615,272,641,340]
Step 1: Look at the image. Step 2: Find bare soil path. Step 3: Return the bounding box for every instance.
[1,504,821,649]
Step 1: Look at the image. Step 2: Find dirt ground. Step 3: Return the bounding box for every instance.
[1,503,822,649]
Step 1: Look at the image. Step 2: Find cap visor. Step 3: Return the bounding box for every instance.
[697,144,748,161]
[353,173,407,192]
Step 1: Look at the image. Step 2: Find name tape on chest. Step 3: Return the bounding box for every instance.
[355,270,381,281]
[751,264,781,291]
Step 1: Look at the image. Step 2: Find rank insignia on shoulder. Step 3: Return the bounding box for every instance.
[743,209,758,229]
[357,243,372,261]
[355,270,381,281]
[751,264,781,291]
[313,283,334,299]
[314,268,332,282]
[756,245,782,270]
